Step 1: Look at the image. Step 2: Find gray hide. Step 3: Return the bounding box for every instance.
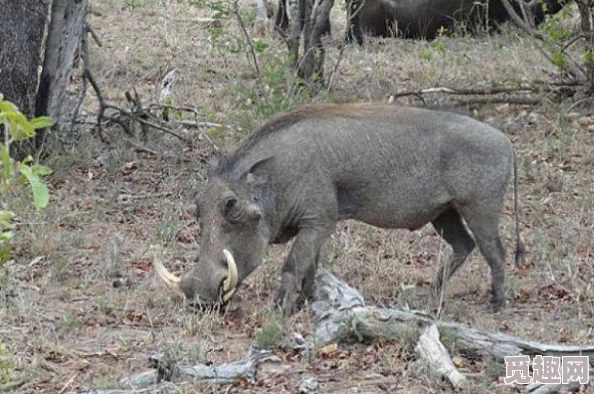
[153,103,522,315]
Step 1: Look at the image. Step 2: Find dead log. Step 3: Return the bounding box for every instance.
[66,348,289,394]
[312,271,594,391]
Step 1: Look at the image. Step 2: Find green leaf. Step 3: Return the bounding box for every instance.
[18,165,50,209]
[0,211,15,229]
[0,144,13,182]
[3,111,35,140]
[30,116,54,130]
[0,244,12,265]
[0,100,19,114]
[0,231,13,242]
[253,40,269,53]
[551,51,566,68]
[31,164,53,176]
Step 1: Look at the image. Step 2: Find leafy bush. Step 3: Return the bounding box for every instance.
[0,93,53,265]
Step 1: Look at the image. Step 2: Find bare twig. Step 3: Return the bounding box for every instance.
[146,104,202,114]
[174,120,223,128]
[85,22,102,47]
[387,85,545,106]
[389,85,536,99]
[453,96,543,106]
[326,44,345,93]
[561,34,587,52]
[229,0,269,107]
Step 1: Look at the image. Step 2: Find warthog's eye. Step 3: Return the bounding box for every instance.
[224,197,238,216]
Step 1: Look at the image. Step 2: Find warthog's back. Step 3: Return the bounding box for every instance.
[220,103,514,231]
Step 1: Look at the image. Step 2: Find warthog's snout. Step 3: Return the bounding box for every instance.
[152,246,238,306]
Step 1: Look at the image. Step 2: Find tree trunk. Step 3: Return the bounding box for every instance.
[35,0,88,150]
[0,0,49,158]
[298,0,334,87]
[0,0,49,118]
[285,0,334,93]
[574,0,594,89]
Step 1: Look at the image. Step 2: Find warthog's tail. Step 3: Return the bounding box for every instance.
[513,149,525,265]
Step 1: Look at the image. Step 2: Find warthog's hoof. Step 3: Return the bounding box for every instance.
[488,297,507,313]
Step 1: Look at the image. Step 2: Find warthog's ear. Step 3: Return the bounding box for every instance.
[243,156,274,186]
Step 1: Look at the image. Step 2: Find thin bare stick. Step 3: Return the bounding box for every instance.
[86,22,102,47]
[326,44,345,93]
[229,0,269,107]
[390,85,536,99]
[453,96,543,106]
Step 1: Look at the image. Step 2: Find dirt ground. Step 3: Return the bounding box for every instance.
[1,0,593,393]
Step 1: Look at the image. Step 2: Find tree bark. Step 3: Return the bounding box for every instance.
[573,0,594,88]
[0,0,49,118]
[285,0,334,93]
[298,0,334,87]
[35,0,88,149]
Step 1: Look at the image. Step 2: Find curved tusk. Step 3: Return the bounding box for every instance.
[222,288,236,303]
[222,249,238,293]
[151,245,183,296]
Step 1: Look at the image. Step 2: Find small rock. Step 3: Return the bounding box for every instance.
[297,375,319,394]
[282,332,306,352]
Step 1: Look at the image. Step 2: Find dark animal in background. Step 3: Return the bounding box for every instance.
[345,0,566,45]
[153,103,523,316]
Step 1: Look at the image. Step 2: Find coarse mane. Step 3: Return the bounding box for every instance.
[212,103,372,176]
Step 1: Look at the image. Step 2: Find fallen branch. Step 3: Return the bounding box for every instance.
[390,85,536,98]
[415,324,467,389]
[387,85,548,107]
[311,272,594,391]
[66,348,289,394]
[453,96,544,106]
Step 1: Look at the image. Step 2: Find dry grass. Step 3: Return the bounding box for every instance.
[0,0,593,393]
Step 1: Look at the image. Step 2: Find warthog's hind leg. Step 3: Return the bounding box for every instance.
[430,208,476,306]
[460,204,507,311]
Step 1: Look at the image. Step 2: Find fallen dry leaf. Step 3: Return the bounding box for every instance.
[319,343,338,356]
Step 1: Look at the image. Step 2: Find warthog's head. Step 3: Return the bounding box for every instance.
[153,159,272,309]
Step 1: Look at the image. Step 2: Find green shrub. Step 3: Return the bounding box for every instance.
[0,93,53,265]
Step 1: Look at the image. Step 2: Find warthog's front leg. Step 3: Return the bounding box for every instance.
[275,226,333,315]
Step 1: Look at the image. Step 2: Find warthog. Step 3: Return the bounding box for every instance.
[345,0,566,45]
[153,103,522,315]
